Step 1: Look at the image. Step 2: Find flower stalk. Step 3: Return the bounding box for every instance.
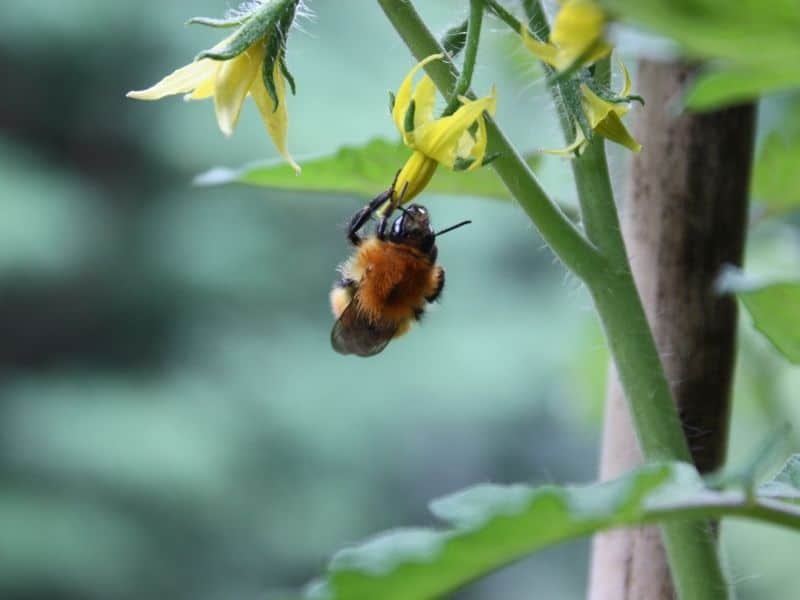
[377,1,728,598]
[443,0,484,116]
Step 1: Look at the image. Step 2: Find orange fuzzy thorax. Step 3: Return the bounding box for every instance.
[340,237,440,325]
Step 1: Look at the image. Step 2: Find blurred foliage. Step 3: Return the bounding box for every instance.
[719,269,800,365]
[0,1,798,600]
[752,97,800,215]
[599,0,800,109]
[196,137,540,201]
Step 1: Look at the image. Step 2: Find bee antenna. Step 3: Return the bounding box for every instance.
[435,220,472,237]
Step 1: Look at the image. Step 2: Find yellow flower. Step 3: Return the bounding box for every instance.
[390,54,496,203]
[521,0,611,71]
[127,37,299,174]
[547,58,641,155]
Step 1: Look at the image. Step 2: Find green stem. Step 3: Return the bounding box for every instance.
[443,0,484,116]
[380,0,728,598]
[377,0,603,282]
[521,0,728,595]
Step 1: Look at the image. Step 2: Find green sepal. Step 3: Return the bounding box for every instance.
[262,35,283,110]
[441,19,468,57]
[453,157,476,171]
[195,0,297,61]
[388,91,396,113]
[186,15,246,28]
[481,152,501,167]
[583,77,645,107]
[404,100,417,133]
[281,57,296,95]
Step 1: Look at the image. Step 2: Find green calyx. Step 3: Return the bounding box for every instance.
[194,0,299,62]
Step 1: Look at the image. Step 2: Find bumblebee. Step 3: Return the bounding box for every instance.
[330,189,470,357]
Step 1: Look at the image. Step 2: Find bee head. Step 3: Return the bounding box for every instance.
[389,204,435,249]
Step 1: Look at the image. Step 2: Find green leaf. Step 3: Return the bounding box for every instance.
[195,138,540,200]
[686,68,800,112]
[751,115,800,215]
[718,269,800,364]
[759,455,800,503]
[599,0,800,109]
[309,461,800,600]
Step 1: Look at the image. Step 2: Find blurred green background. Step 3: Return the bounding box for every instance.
[0,1,798,599]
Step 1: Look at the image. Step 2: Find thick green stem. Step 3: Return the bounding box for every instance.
[379,1,728,598]
[523,1,727,596]
[377,0,603,282]
[443,0,483,116]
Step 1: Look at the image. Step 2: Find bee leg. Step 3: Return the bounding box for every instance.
[348,189,394,246]
[377,179,408,240]
[413,307,425,321]
[425,267,445,303]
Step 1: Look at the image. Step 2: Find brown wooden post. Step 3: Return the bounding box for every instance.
[587,60,756,599]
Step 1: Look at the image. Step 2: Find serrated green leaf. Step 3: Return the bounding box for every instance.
[310,460,800,600]
[718,269,800,364]
[195,138,540,201]
[759,455,800,503]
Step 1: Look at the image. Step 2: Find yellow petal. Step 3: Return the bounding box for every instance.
[214,42,264,137]
[250,58,301,174]
[541,128,587,155]
[393,151,438,204]
[593,111,641,152]
[412,75,437,129]
[464,113,489,171]
[520,27,560,68]
[413,92,495,169]
[580,83,615,128]
[392,54,443,136]
[550,0,608,64]
[184,77,216,101]
[127,58,218,100]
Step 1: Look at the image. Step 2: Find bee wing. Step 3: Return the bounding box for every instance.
[330,300,396,357]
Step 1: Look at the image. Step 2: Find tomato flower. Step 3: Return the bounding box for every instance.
[127,1,300,173]
[390,54,497,203]
[521,0,611,71]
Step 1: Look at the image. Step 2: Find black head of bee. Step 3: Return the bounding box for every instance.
[389,204,435,253]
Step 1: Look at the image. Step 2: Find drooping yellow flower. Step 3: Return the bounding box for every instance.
[547,58,641,155]
[391,54,496,203]
[127,37,299,173]
[521,0,611,71]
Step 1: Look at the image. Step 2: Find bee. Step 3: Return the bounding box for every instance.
[330,187,471,357]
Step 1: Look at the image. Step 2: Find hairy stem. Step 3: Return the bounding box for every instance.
[521,1,729,597]
[443,0,484,116]
[379,0,728,598]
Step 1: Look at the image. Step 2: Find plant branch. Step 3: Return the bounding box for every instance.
[377,0,604,282]
[379,0,729,598]
[443,0,484,116]
[518,1,729,596]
